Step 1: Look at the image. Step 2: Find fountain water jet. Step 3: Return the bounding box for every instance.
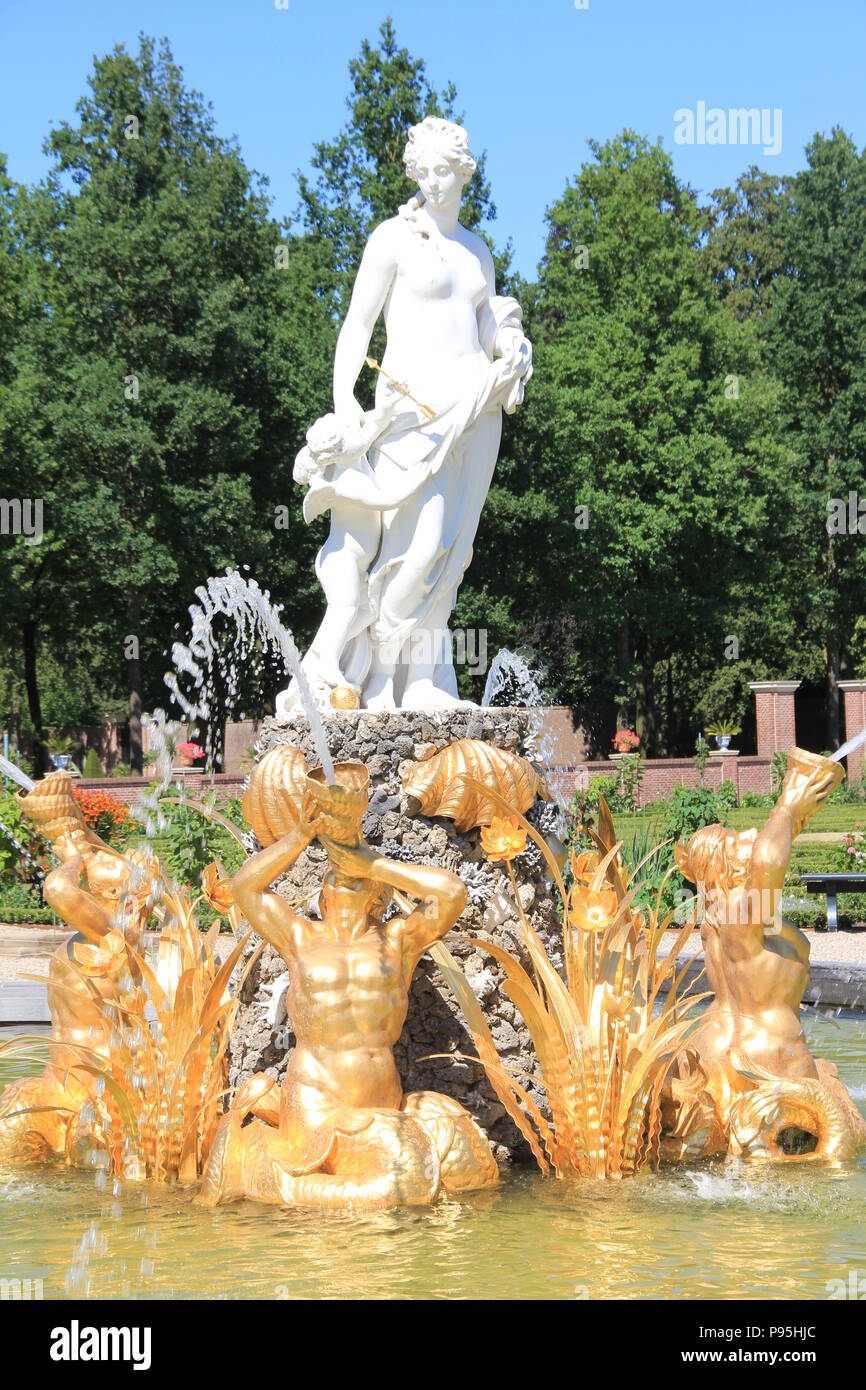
[165,569,336,785]
[830,725,866,764]
[483,648,568,821]
[0,754,34,792]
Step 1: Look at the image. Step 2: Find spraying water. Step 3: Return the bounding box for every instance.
[0,754,34,791]
[483,648,568,820]
[165,569,336,784]
[830,725,866,764]
[482,648,545,709]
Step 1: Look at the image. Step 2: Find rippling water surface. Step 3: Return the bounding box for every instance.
[2,1012,865,1300]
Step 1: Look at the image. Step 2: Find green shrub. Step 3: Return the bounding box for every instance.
[82,748,104,778]
[716,779,739,813]
[740,790,775,809]
[828,775,865,805]
[0,790,50,889]
[155,797,245,893]
[662,786,728,846]
[0,905,58,924]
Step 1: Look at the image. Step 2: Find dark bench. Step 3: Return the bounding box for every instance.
[800,873,866,933]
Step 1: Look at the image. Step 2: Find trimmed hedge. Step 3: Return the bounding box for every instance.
[0,906,59,924]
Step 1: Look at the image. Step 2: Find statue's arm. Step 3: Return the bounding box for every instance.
[475,242,500,352]
[230,823,314,961]
[373,856,467,974]
[333,223,398,418]
[322,840,466,975]
[727,803,797,945]
[44,857,113,945]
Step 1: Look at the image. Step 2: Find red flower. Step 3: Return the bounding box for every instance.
[176,741,205,760]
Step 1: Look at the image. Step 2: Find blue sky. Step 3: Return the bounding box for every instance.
[1,0,864,278]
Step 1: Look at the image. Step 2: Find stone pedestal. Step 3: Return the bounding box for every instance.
[749,680,800,757]
[227,707,564,1164]
[840,681,866,784]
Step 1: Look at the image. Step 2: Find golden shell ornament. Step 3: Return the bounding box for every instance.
[17,771,89,846]
[401,739,549,832]
[241,744,309,847]
[306,763,370,846]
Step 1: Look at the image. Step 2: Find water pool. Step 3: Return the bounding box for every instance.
[2,1012,865,1300]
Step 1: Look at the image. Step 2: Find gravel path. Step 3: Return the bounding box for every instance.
[3,921,866,985]
[0,926,235,982]
[658,927,866,964]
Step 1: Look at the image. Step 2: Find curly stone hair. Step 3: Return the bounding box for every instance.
[403,117,477,184]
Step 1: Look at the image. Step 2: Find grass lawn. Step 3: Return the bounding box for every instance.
[610,803,866,928]
[613,803,865,839]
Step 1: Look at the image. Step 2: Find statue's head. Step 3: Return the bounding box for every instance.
[403,117,476,209]
[319,874,393,934]
[674,823,753,894]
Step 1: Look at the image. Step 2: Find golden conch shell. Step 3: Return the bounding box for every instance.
[306,763,370,847]
[401,739,549,833]
[242,745,309,847]
[17,771,89,846]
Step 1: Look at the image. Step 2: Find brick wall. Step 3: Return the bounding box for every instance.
[553,754,772,807]
[77,773,246,805]
[78,754,773,812]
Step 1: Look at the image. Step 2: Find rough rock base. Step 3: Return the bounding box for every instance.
[227,707,564,1164]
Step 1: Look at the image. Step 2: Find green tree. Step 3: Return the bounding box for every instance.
[475,133,787,752]
[772,129,866,746]
[704,167,794,321]
[297,17,508,327]
[25,35,332,766]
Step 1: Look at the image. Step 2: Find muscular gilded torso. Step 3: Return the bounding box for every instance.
[285,900,409,1112]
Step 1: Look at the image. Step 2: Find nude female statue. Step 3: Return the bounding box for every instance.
[279,117,532,713]
[199,753,498,1208]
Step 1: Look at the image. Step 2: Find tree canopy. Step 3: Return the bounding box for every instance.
[1,22,864,763]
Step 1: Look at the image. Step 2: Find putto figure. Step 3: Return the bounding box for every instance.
[0,774,158,1164]
[278,117,532,713]
[199,747,498,1208]
[664,749,866,1163]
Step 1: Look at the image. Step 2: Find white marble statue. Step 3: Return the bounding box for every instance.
[277,117,532,715]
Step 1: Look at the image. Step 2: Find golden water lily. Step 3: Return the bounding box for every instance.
[201,860,235,915]
[570,882,618,933]
[480,815,527,862]
[430,781,708,1181]
[570,848,599,884]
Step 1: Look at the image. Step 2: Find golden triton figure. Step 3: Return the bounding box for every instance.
[665,748,866,1162]
[199,750,499,1208]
